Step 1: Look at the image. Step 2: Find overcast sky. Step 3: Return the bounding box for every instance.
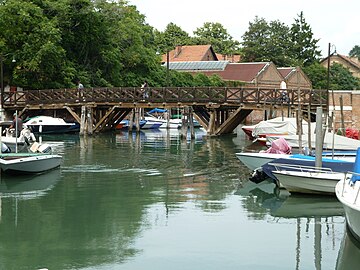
[129,0,359,57]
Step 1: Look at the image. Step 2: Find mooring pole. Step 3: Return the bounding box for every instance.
[315,107,323,168]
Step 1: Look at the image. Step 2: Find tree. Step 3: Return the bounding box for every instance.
[0,0,165,88]
[241,17,294,66]
[329,63,360,90]
[302,63,328,89]
[0,0,73,89]
[290,11,321,66]
[193,22,240,55]
[349,45,360,59]
[154,23,192,54]
[303,62,360,90]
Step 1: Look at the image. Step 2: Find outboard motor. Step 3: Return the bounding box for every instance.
[29,142,52,154]
[249,167,268,184]
[37,143,52,154]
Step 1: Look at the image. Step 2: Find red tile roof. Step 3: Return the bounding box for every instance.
[201,63,269,82]
[162,45,217,62]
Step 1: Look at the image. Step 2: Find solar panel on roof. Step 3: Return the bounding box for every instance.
[163,61,229,71]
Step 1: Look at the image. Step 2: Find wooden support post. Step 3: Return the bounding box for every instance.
[134,107,140,132]
[128,109,134,132]
[207,110,216,135]
[296,109,303,152]
[65,106,81,123]
[307,105,312,151]
[189,107,195,139]
[315,107,323,168]
[340,95,345,136]
[180,107,188,139]
[93,106,116,133]
[87,107,93,135]
[166,107,170,129]
[80,105,86,136]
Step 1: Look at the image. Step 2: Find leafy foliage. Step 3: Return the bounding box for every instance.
[241,17,294,66]
[154,23,192,54]
[241,13,321,67]
[303,62,360,90]
[289,12,321,66]
[329,63,360,90]
[0,1,357,91]
[349,45,360,59]
[193,22,240,55]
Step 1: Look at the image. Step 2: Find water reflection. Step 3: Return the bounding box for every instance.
[336,227,360,270]
[0,168,61,199]
[0,130,245,269]
[0,129,347,269]
[236,180,345,270]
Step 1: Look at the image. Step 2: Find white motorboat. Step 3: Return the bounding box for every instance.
[236,149,356,172]
[272,163,350,195]
[0,152,62,174]
[236,152,289,171]
[0,142,62,174]
[335,173,360,242]
[118,119,162,130]
[144,116,182,129]
[24,115,79,134]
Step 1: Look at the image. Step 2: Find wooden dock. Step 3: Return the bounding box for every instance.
[2,86,328,135]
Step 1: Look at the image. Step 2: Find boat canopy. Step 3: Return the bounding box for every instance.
[351,147,360,183]
[148,108,167,114]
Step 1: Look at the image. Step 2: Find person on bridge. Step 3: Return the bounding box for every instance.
[77,80,84,101]
[141,80,149,100]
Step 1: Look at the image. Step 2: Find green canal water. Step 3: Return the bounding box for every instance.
[0,128,357,270]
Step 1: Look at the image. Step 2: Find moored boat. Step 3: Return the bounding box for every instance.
[336,175,360,241]
[118,119,162,129]
[272,164,348,195]
[0,152,62,174]
[0,142,62,174]
[24,115,80,134]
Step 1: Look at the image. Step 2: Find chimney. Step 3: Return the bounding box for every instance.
[174,45,182,58]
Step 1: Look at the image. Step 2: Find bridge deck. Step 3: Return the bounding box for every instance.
[2,86,328,135]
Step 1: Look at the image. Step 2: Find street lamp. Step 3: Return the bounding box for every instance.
[0,54,16,120]
[166,51,170,87]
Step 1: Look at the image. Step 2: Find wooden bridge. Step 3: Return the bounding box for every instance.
[2,86,328,135]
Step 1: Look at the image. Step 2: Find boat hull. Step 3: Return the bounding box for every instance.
[24,116,80,134]
[0,154,62,174]
[263,156,354,180]
[26,124,79,134]
[273,170,346,195]
[236,152,289,171]
[336,179,360,242]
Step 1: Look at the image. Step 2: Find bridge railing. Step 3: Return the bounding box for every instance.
[2,86,328,107]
